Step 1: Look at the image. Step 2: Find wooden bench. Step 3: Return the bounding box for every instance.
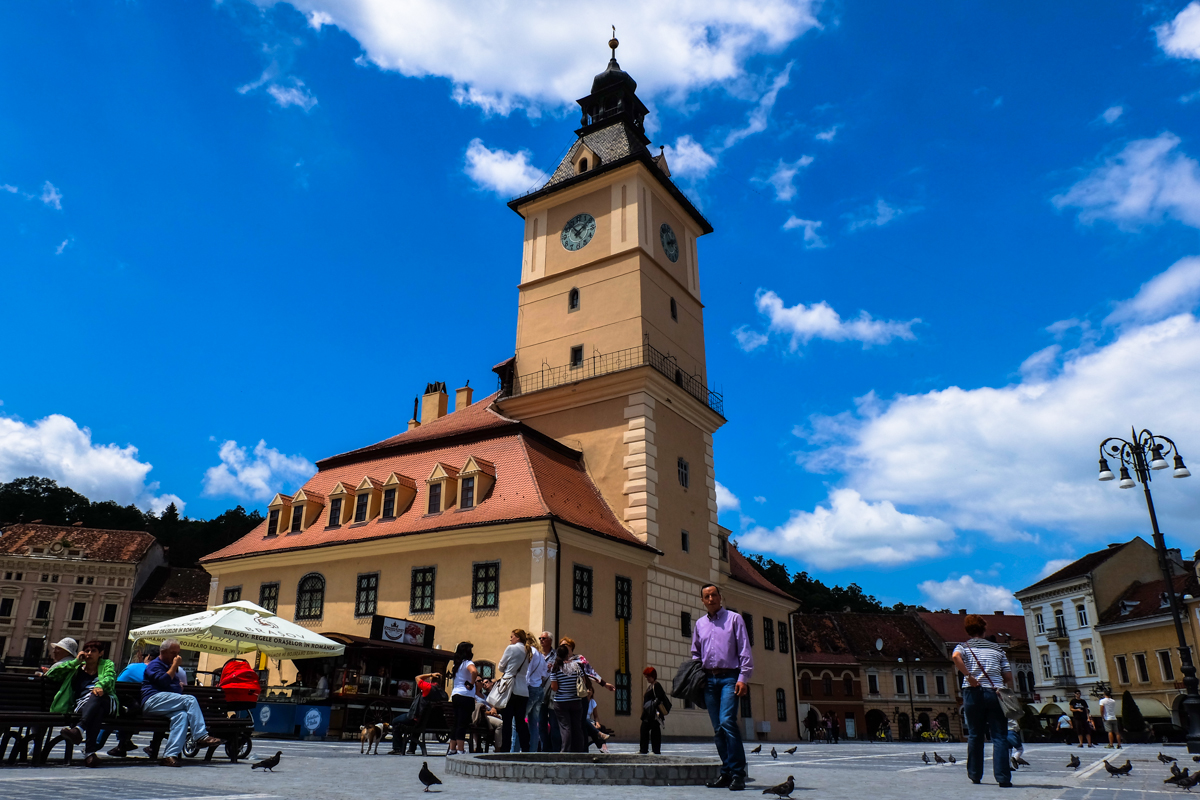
[0,675,253,766]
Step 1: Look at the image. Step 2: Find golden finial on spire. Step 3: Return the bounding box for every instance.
[609,26,619,57]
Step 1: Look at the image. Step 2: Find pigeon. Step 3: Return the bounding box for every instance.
[1174,763,1184,778]
[948,754,957,764]
[922,752,930,764]
[934,752,946,764]
[771,747,778,760]
[1178,771,1200,791]
[762,776,795,800]
[1067,754,1081,770]
[1163,753,1180,764]
[750,744,762,754]
[1014,754,1031,767]
[419,761,442,793]
[1103,759,1132,777]
[251,751,282,772]
[785,746,797,755]
[1166,768,1190,784]
[1010,757,1020,771]
[1194,755,1200,763]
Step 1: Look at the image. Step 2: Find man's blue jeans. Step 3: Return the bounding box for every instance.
[516,684,544,753]
[704,674,747,781]
[142,692,210,758]
[963,687,1010,785]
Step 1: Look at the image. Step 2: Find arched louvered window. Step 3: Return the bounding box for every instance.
[568,288,580,312]
[296,573,325,620]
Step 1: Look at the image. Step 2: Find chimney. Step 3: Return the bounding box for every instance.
[958,609,967,615]
[1168,548,1184,569]
[421,382,449,424]
[455,382,474,413]
[408,397,420,430]
[994,610,1005,616]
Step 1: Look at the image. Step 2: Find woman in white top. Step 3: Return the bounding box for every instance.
[951,614,1013,787]
[496,628,532,752]
[448,642,478,755]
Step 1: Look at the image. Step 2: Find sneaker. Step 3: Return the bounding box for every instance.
[1117,744,1122,749]
[1088,744,1095,748]
[1105,744,1113,749]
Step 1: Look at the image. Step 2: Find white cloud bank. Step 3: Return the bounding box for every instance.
[918,575,1020,614]
[258,1,820,115]
[715,481,741,512]
[1156,2,1200,60]
[463,139,548,196]
[1053,133,1200,229]
[202,440,314,502]
[0,411,182,513]
[664,135,718,180]
[759,156,814,202]
[736,289,919,352]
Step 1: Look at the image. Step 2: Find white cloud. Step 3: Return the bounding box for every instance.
[266,78,318,111]
[782,216,826,248]
[201,439,314,502]
[845,197,907,232]
[738,488,954,569]
[733,326,770,352]
[917,575,1019,614]
[307,10,334,29]
[1105,256,1200,326]
[1156,2,1200,60]
[664,135,718,180]
[815,125,839,142]
[758,156,813,201]
[744,288,920,351]
[1053,133,1200,229]
[723,62,794,149]
[0,410,182,513]
[257,1,820,115]
[40,181,62,210]
[54,239,69,256]
[463,139,547,197]
[1,184,17,193]
[1099,105,1124,125]
[715,481,741,512]
[1037,558,1074,579]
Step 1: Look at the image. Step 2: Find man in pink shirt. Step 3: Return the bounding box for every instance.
[691,583,753,791]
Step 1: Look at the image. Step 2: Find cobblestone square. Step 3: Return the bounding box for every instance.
[1,738,1183,800]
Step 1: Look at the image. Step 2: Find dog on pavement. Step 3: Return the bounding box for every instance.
[360,722,389,755]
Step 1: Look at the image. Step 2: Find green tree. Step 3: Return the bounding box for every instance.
[1121,689,1146,734]
[743,553,921,613]
[0,476,92,525]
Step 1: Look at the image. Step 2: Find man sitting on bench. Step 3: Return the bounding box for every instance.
[106,645,159,757]
[141,639,223,767]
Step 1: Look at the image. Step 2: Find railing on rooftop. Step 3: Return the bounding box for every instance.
[508,341,724,417]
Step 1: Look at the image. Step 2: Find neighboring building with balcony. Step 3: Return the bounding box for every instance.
[1095,565,1197,725]
[917,610,1035,703]
[0,523,164,666]
[1014,537,1162,704]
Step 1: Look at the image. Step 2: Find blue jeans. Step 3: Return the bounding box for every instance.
[704,674,746,781]
[1006,728,1023,754]
[963,687,1010,784]
[518,684,544,753]
[141,692,209,758]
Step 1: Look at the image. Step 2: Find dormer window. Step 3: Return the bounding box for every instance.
[428,484,441,514]
[328,498,343,527]
[286,489,326,533]
[327,481,356,527]
[462,477,475,509]
[382,488,396,518]
[267,508,280,536]
[572,144,598,176]
[425,463,460,514]
[457,456,496,511]
[290,505,304,533]
[568,288,580,312]
[354,493,370,523]
[579,157,588,172]
[381,472,417,519]
[352,477,384,524]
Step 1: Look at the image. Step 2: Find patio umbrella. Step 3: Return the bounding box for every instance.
[127,600,345,659]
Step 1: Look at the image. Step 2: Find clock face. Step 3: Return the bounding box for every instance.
[660,223,680,263]
[561,213,597,252]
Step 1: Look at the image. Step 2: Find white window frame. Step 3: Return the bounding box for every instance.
[1083,646,1097,676]
[1076,603,1088,627]
[1158,650,1176,682]
[1034,612,1045,634]
[1040,652,1052,679]
[1134,652,1150,683]
[1114,654,1130,684]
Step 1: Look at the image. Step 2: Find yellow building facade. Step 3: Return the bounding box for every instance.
[200,44,798,743]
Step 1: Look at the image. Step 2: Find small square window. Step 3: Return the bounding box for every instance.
[472,562,500,610]
[936,675,946,695]
[76,576,84,585]
[328,497,343,527]
[86,576,93,585]
[681,611,692,638]
[570,345,584,367]
[763,617,775,651]
[742,612,754,647]
[718,536,728,562]
[462,477,475,509]
[615,576,632,620]
[35,600,51,619]
[867,674,879,695]
[223,586,241,604]
[778,620,790,654]
[428,483,442,514]
[102,603,118,623]
[681,530,689,552]
[382,488,396,518]
[71,602,87,621]
[259,582,279,613]
[355,573,378,617]
[411,567,436,613]
[677,457,689,488]
[0,597,13,617]
[573,565,593,614]
[51,574,59,583]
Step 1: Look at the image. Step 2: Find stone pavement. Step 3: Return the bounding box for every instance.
[0,738,1181,800]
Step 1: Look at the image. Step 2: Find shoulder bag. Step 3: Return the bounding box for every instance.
[966,645,1023,721]
[487,648,529,710]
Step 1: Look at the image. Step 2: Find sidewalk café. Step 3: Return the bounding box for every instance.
[251,615,457,740]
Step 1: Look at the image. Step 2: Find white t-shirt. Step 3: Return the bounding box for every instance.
[452,660,475,699]
[1099,697,1117,721]
[1058,714,1072,729]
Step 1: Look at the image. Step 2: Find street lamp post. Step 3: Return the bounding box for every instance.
[1098,427,1197,751]
[898,650,920,739]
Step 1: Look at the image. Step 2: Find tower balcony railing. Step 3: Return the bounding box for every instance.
[509,341,724,417]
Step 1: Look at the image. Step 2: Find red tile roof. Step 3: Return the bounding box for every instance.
[0,523,158,564]
[793,611,950,664]
[919,611,1029,645]
[133,566,210,607]
[1019,539,1141,593]
[202,399,652,563]
[727,547,798,603]
[1098,566,1197,626]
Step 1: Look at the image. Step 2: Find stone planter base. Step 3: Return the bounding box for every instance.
[445,751,722,785]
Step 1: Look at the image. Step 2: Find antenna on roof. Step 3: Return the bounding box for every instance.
[412,397,419,421]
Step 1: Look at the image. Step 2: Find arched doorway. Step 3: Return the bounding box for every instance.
[866,709,888,739]
[936,712,951,738]
[898,713,911,740]
[805,708,821,741]
[917,712,931,734]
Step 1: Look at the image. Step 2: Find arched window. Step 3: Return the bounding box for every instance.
[670,297,677,320]
[843,675,854,696]
[1017,672,1027,694]
[776,688,787,721]
[822,674,833,696]
[296,573,325,620]
[579,157,588,173]
[475,660,496,680]
[568,288,580,312]
[800,674,811,696]
[1076,604,1088,627]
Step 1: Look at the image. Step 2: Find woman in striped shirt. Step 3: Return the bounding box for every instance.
[951,614,1013,787]
[549,638,614,752]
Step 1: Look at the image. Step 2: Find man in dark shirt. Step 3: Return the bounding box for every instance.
[141,639,223,766]
[1069,690,1094,748]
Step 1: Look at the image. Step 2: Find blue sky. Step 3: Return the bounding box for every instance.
[4,1,1200,612]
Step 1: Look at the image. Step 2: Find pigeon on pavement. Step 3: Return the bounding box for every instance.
[771,747,778,760]
[251,751,282,772]
[1173,763,1183,777]
[1162,753,1180,764]
[762,776,795,799]
[922,752,930,764]
[1067,755,1081,770]
[948,755,957,764]
[750,744,762,754]
[1194,755,1200,763]
[785,746,797,755]
[934,753,946,764]
[1177,771,1200,791]
[1014,754,1030,767]
[1166,768,1190,784]
[1103,759,1132,777]
[419,761,443,792]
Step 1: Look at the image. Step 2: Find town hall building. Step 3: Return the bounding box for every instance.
[200,40,799,742]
